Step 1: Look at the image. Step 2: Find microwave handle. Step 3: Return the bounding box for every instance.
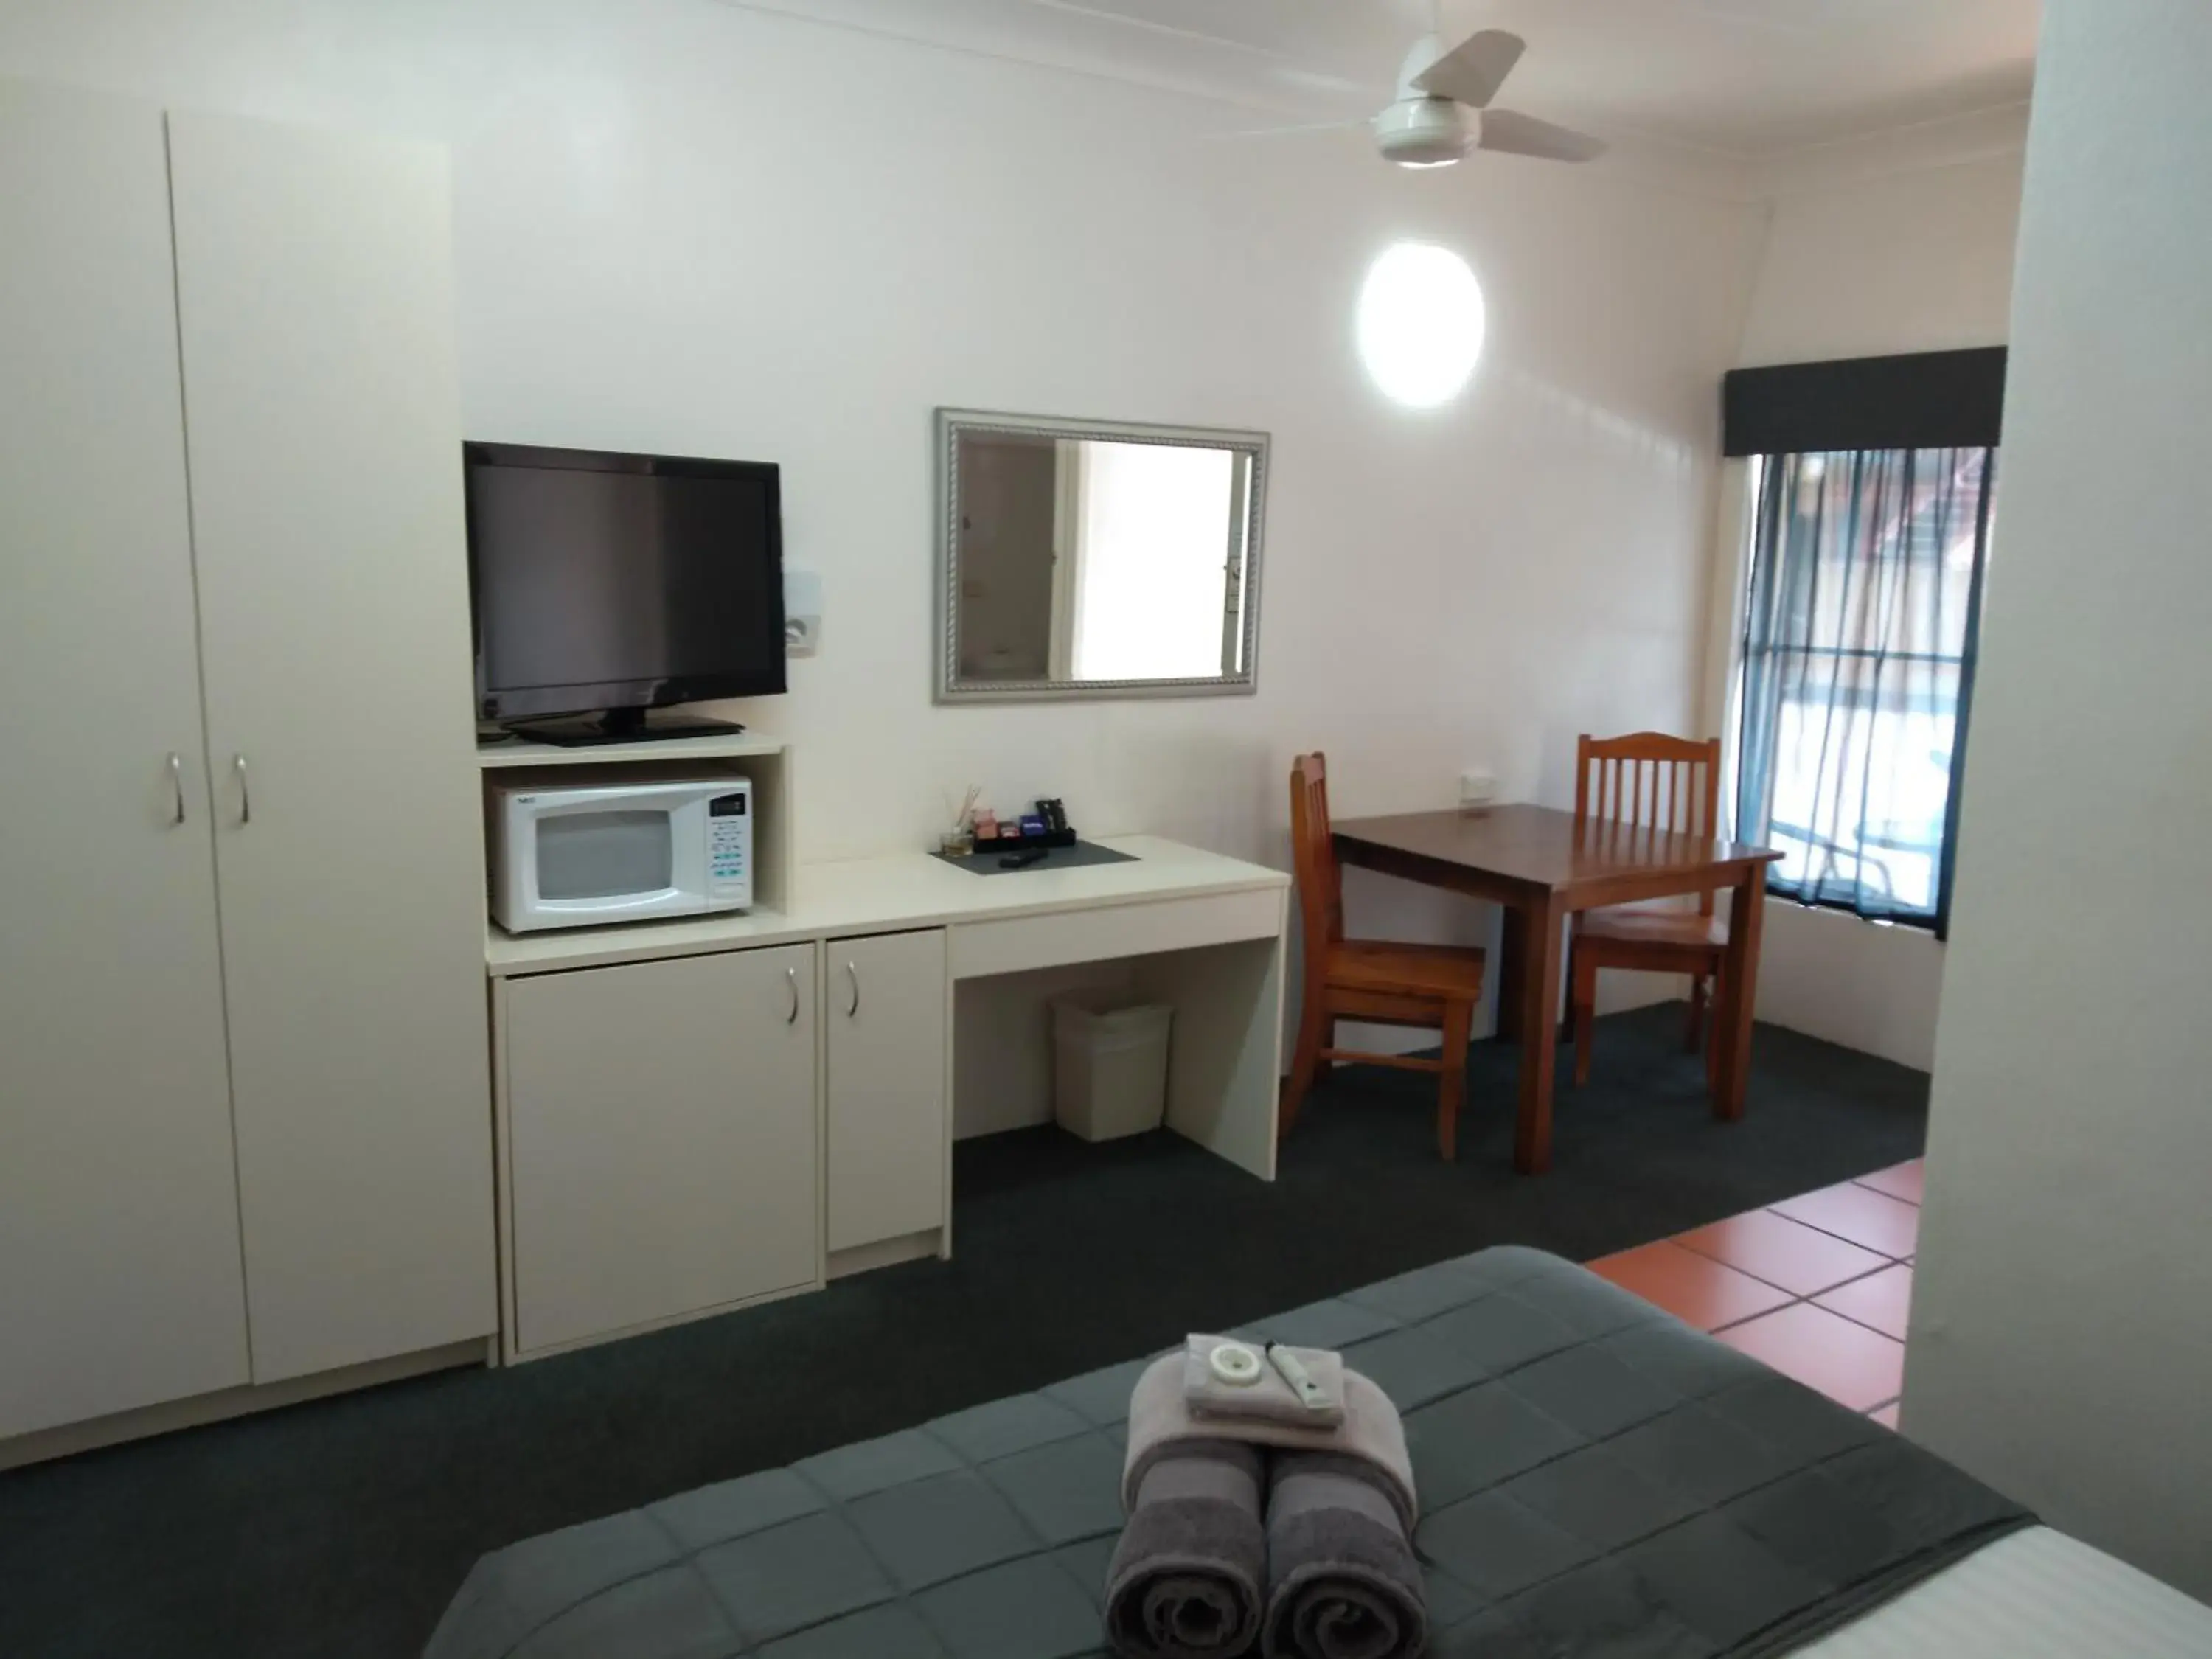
[785,967,799,1026]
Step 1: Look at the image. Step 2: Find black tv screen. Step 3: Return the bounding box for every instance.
[466,443,786,723]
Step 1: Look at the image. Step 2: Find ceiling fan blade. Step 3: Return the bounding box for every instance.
[1410,29,1524,108]
[1477,108,1606,163]
[1211,117,1368,141]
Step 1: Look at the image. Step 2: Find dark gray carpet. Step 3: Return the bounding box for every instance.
[0,1004,1926,1659]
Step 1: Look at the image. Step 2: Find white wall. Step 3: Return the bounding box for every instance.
[1736,153,2025,368]
[0,0,1763,1040]
[1903,0,2212,1599]
[1750,907,1950,1071]
[1707,147,2024,1070]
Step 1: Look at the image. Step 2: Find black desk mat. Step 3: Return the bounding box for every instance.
[931,841,1138,876]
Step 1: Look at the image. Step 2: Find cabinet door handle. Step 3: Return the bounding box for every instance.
[233,754,251,825]
[167,753,186,826]
[844,961,860,1018]
[785,966,800,1025]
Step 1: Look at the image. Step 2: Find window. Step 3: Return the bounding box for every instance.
[1733,448,1996,935]
[1065,441,1245,681]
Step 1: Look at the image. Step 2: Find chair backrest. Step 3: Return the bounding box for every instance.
[1574,732,1724,912]
[1289,754,1343,973]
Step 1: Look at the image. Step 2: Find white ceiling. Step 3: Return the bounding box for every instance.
[726,0,2039,158]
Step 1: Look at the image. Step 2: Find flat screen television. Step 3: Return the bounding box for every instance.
[465,442,786,745]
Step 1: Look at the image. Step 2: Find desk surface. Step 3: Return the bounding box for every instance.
[1332,804,1777,905]
[484,835,1288,977]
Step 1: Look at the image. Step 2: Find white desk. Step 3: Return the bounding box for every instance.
[485,836,1289,1361]
[484,835,1287,978]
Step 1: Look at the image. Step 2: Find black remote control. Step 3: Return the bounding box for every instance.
[999,848,1050,869]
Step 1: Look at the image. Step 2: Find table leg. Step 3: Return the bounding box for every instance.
[1514,892,1562,1173]
[1494,905,1527,1045]
[1714,868,1766,1120]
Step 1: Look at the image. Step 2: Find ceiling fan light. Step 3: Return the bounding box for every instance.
[1372,97,1469,167]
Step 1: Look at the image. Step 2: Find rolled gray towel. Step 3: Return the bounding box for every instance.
[1105,1438,1267,1658]
[1261,1452,1426,1659]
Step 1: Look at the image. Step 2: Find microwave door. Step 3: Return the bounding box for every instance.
[512,782,717,926]
[535,809,681,917]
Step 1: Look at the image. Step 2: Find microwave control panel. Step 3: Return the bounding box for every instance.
[708,788,751,905]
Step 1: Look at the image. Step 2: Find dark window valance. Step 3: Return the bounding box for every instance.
[1722,347,2006,458]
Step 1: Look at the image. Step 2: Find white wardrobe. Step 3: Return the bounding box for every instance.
[0,82,493,1447]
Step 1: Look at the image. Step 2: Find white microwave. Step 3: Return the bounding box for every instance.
[489,776,752,933]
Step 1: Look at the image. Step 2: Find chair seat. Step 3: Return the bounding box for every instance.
[1578,905,1727,953]
[1327,939,1488,999]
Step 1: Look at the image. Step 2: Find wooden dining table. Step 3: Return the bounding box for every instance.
[1330,804,1782,1174]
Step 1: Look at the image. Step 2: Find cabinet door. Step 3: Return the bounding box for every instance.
[827,931,950,1252]
[0,82,250,1436]
[504,947,820,1354]
[167,112,494,1382]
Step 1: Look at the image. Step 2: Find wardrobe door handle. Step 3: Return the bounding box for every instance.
[785,967,800,1025]
[234,754,251,825]
[844,961,860,1018]
[167,754,186,826]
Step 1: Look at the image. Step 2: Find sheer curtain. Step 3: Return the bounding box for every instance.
[1735,448,1996,934]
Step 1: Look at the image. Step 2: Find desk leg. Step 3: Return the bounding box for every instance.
[1714,869,1766,1121]
[1495,905,1527,1045]
[1514,892,1562,1173]
[1146,933,1284,1180]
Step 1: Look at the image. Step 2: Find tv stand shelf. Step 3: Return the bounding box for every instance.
[476,732,786,769]
[479,732,795,919]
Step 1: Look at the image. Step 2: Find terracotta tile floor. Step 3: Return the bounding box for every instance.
[1812,1262,1914,1342]
[1590,1158,1921,1426]
[1769,1180,1921,1259]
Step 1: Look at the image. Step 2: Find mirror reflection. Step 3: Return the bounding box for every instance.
[939,413,1267,700]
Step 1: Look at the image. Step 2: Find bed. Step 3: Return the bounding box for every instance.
[423,1247,2211,1658]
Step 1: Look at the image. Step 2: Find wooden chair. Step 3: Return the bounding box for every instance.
[1568,733,1727,1088]
[1282,754,1487,1160]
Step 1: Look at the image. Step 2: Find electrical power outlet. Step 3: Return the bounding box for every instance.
[785,567,822,657]
[1459,770,1499,809]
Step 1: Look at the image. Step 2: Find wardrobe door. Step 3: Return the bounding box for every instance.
[0,82,249,1437]
[167,111,495,1383]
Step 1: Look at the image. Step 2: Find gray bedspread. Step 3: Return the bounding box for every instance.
[424,1248,2031,1659]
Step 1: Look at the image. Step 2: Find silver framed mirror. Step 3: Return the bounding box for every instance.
[936,409,1268,703]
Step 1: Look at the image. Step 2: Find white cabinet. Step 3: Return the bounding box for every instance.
[501,947,821,1356]
[167,111,494,1384]
[0,83,250,1440]
[827,930,950,1255]
[1,82,493,1447]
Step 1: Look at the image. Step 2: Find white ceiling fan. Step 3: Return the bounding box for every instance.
[1378,21,1604,167]
[1245,7,1605,170]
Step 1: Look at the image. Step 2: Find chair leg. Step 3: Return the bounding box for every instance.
[1571,947,1598,1087]
[1685,975,1708,1053]
[1281,992,1327,1135]
[1437,1000,1473,1161]
[1704,971,1723,1093]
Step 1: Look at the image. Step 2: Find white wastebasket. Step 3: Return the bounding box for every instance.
[1050,993,1174,1141]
